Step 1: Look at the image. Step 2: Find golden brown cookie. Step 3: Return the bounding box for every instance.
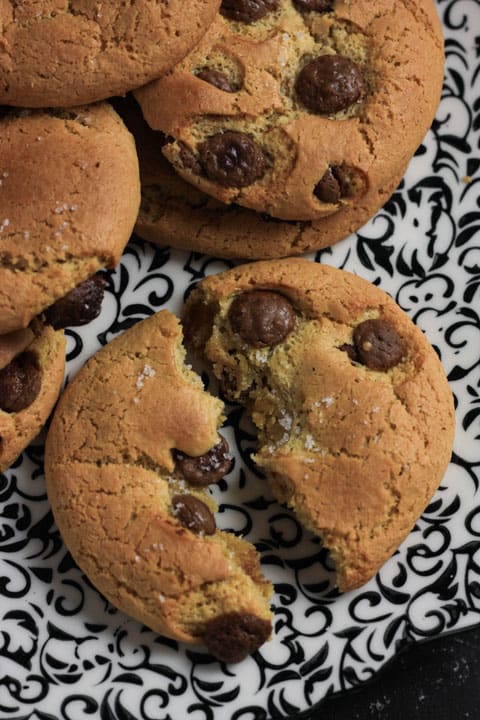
[0,103,140,334]
[183,258,455,591]
[135,0,444,222]
[44,310,273,662]
[119,95,407,259]
[0,319,66,472]
[0,0,221,107]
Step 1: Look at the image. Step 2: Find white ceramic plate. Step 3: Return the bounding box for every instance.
[1,2,480,718]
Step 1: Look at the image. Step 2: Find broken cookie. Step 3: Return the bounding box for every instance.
[183,258,455,591]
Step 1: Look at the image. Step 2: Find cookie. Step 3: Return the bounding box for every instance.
[135,0,444,222]
[0,0,221,107]
[118,95,407,259]
[44,310,273,662]
[183,258,455,591]
[0,318,66,472]
[0,103,140,334]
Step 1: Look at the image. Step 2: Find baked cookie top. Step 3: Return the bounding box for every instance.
[136,0,444,222]
[0,103,140,334]
[183,258,455,591]
[0,318,66,472]
[117,94,407,259]
[0,0,221,107]
[45,310,272,662]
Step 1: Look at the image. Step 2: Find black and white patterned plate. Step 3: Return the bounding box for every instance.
[1,2,480,718]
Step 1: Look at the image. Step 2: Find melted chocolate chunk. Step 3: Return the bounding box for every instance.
[353,319,406,371]
[198,131,266,188]
[338,342,358,362]
[171,494,216,535]
[0,352,41,413]
[228,290,296,348]
[196,69,236,92]
[295,55,364,114]
[174,436,232,486]
[182,298,216,350]
[204,612,271,663]
[45,274,106,330]
[220,0,279,23]
[314,164,365,203]
[293,0,333,10]
[314,167,342,203]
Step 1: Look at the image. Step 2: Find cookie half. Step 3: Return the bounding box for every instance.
[0,104,140,334]
[0,319,66,472]
[183,258,455,591]
[0,0,221,107]
[44,310,273,662]
[135,0,444,222]
[118,94,407,259]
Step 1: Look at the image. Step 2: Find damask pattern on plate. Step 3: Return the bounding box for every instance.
[1,2,480,718]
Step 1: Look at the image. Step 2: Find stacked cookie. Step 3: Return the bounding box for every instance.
[0,0,221,466]
[133,0,445,257]
[1,1,454,664]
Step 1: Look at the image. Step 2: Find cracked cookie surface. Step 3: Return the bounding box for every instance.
[0,103,140,334]
[0,318,66,472]
[136,0,444,222]
[0,0,221,107]
[118,94,407,259]
[44,310,272,660]
[183,258,455,591]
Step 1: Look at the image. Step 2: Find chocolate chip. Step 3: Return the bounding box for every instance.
[353,319,406,371]
[174,435,232,486]
[44,274,106,330]
[171,494,216,535]
[314,164,366,203]
[196,69,236,93]
[197,131,266,188]
[0,352,41,413]
[204,612,271,662]
[295,55,364,114]
[293,0,333,10]
[228,290,296,348]
[314,167,342,203]
[182,299,216,350]
[220,0,279,23]
[338,342,358,362]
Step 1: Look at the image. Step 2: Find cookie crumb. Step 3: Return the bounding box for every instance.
[136,363,156,390]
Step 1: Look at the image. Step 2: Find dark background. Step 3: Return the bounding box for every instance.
[304,623,480,720]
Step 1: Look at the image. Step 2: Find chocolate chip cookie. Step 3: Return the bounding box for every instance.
[0,319,66,472]
[44,310,272,661]
[0,104,140,334]
[0,0,221,107]
[118,94,407,259]
[135,0,444,222]
[183,258,455,591]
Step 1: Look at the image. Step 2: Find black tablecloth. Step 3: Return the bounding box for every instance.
[305,623,480,720]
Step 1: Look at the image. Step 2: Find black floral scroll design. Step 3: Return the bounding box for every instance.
[182,251,234,295]
[97,237,175,346]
